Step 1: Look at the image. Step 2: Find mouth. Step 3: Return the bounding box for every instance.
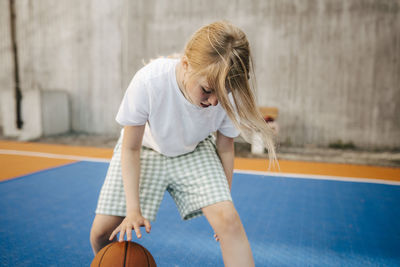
[200,103,211,108]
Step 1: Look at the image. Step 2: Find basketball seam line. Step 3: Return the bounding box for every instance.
[123,241,128,267]
[98,243,113,266]
[141,245,151,267]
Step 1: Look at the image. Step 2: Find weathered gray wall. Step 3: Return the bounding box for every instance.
[123,0,400,148]
[253,0,400,148]
[1,0,399,148]
[1,0,124,134]
[0,0,13,127]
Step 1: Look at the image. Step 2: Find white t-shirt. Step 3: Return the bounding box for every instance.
[116,58,240,157]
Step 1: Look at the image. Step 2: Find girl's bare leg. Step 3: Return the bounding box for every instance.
[90,214,124,255]
[202,201,255,267]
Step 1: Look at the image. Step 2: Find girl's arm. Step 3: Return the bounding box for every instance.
[110,125,151,242]
[121,125,145,214]
[216,131,235,190]
[214,131,235,242]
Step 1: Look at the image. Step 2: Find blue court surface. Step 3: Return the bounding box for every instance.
[0,161,399,266]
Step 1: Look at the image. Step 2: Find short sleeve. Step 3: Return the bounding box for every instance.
[218,113,240,138]
[116,72,149,126]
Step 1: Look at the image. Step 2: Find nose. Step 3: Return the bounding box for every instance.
[208,94,218,106]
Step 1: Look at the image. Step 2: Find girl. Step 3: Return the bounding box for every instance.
[90,20,277,267]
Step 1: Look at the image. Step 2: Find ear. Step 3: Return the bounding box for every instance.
[181,55,189,71]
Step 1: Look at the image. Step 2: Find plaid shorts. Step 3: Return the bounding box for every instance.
[95,134,232,221]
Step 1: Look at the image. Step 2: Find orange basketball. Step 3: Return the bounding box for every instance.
[91,241,157,267]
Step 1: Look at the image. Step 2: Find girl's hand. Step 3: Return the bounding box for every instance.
[109,212,151,242]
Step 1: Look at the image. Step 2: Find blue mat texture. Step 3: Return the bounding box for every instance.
[1,161,399,266]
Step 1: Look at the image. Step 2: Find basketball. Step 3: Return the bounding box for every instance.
[91,241,156,267]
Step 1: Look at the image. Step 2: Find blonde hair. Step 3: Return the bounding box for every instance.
[184,20,278,167]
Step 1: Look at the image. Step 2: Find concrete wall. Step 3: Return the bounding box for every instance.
[0,0,124,134]
[253,0,400,148]
[1,0,399,148]
[0,0,13,128]
[125,0,400,149]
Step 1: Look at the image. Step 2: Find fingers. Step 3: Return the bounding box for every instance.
[133,223,142,238]
[109,224,130,242]
[126,225,133,241]
[120,223,137,242]
[109,227,119,241]
[108,217,151,242]
[119,227,126,242]
[144,219,151,233]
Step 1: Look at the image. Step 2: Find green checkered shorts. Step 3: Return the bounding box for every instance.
[95,134,232,221]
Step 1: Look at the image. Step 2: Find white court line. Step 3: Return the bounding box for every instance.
[1,149,399,186]
[234,169,400,186]
[0,149,110,163]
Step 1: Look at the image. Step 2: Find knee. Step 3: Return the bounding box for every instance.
[220,209,241,232]
[90,214,123,243]
[90,224,109,243]
[206,203,242,234]
[90,220,115,245]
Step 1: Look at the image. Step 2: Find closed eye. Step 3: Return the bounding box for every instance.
[201,87,212,94]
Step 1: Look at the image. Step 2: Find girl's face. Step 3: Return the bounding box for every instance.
[178,57,219,108]
[184,76,218,108]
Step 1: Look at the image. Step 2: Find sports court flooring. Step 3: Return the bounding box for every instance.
[1,140,399,266]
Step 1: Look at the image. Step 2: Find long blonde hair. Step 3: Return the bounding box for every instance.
[184,20,278,167]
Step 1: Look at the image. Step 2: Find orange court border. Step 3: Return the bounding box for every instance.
[0,140,399,183]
